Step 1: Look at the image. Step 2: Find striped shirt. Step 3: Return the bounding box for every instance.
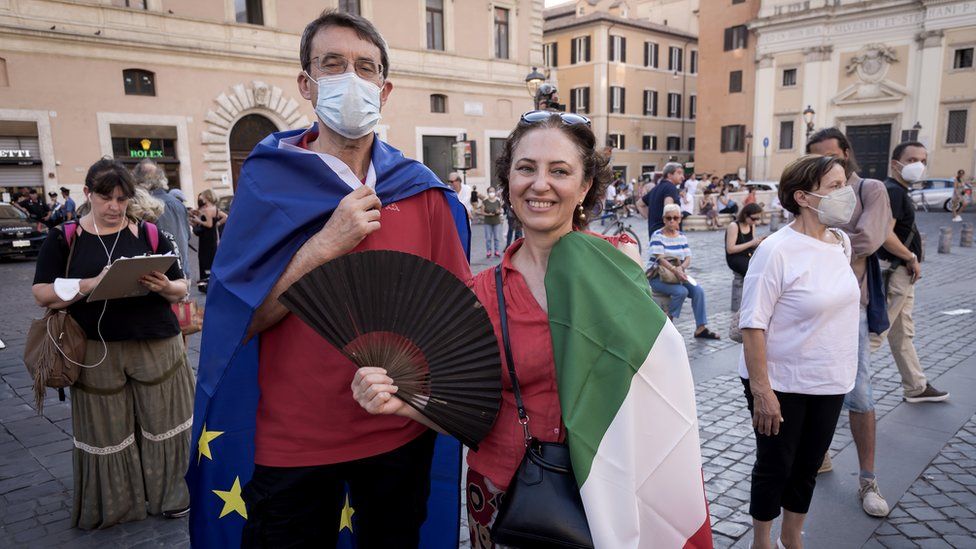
[647,229,692,269]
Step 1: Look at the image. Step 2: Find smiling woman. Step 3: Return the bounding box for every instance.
[493,111,610,235]
[362,110,709,547]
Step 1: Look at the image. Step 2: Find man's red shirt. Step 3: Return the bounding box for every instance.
[255,150,470,467]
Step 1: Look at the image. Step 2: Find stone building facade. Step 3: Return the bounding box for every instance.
[543,0,698,181]
[751,0,976,181]
[0,0,542,200]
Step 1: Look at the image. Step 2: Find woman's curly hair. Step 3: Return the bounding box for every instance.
[493,114,613,228]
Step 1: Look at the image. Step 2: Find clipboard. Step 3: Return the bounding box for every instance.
[86,254,177,302]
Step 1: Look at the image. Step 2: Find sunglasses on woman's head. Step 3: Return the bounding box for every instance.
[519,110,592,127]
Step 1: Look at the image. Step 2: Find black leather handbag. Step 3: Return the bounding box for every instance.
[490,266,594,549]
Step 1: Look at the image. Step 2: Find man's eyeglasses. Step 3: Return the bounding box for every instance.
[308,54,384,82]
[519,110,591,127]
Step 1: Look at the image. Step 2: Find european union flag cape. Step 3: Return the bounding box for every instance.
[187,126,470,548]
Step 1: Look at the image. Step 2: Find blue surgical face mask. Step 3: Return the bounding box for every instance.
[305,71,382,139]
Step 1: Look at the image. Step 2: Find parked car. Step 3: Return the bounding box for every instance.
[745,181,780,193]
[909,178,962,212]
[0,203,47,259]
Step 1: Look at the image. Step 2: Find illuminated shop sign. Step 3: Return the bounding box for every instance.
[129,138,163,158]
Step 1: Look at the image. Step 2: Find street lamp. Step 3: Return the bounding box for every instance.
[803,105,816,137]
[910,121,922,141]
[525,67,545,99]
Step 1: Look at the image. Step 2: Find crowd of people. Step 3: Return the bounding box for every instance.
[18,8,959,549]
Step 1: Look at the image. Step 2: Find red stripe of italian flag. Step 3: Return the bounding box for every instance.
[546,232,712,548]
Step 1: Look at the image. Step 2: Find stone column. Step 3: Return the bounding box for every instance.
[914,30,945,148]
[752,54,776,181]
[801,46,833,134]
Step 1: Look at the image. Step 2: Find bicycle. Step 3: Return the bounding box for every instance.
[594,204,642,254]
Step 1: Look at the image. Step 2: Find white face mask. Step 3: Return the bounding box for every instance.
[898,161,926,183]
[306,71,382,139]
[804,185,856,227]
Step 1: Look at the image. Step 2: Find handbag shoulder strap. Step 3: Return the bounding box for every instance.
[495,265,532,442]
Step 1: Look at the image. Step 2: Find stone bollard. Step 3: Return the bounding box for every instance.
[961,222,974,248]
[769,210,781,232]
[939,226,952,254]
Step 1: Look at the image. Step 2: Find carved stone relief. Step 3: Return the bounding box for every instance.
[202,81,311,187]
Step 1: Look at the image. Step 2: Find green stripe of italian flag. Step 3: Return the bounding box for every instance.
[546,232,712,548]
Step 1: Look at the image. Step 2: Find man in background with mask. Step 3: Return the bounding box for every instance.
[807,128,892,517]
[874,141,949,404]
[186,10,471,548]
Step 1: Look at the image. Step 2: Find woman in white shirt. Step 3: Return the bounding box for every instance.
[739,155,859,549]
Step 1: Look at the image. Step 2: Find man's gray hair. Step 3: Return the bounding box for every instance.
[132,159,168,191]
[662,162,683,178]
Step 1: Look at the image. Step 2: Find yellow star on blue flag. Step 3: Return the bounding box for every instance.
[197,424,224,464]
[213,476,248,520]
[339,493,355,532]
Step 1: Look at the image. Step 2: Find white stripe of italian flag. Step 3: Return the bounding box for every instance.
[546,232,712,548]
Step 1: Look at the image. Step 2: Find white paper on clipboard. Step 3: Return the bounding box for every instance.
[86,254,177,302]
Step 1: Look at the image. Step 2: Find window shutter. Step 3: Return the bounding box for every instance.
[585,36,591,61]
[609,88,613,113]
[553,43,558,67]
[584,87,590,112]
[621,88,626,114]
[571,39,577,64]
[724,28,733,51]
[644,43,648,66]
[570,89,577,112]
[621,37,627,63]
[643,91,648,115]
[608,36,614,61]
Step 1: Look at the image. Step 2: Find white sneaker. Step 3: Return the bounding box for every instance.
[953,215,963,222]
[859,477,890,517]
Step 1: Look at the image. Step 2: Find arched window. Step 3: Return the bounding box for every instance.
[123,69,155,96]
[430,94,447,114]
[229,114,278,192]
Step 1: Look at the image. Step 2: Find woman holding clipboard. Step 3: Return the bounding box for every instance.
[31,159,194,529]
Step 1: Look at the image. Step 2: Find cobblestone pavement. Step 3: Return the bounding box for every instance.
[867,413,976,549]
[1,210,975,548]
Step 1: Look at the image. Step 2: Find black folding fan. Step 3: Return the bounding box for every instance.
[279,250,502,449]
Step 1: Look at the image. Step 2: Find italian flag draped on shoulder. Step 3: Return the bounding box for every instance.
[546,232,712,548]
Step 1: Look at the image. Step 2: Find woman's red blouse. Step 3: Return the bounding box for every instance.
[466,232,635,490]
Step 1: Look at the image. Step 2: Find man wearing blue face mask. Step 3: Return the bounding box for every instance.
[873,141,949,404]
[186,10,472,549]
